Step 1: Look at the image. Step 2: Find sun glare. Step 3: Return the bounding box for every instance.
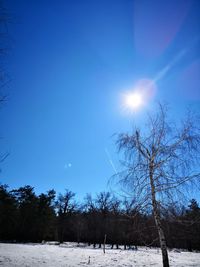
[125,92,143,109]
[121,79,157,114]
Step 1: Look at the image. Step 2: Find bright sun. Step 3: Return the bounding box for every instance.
[125,91,143,110]
[121,79,157,113]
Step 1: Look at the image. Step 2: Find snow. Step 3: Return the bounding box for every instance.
[0,242,200,267]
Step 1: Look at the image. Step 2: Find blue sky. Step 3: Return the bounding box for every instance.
[1,0,200,200]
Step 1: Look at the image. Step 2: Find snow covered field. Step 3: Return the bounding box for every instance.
[0,242,200,267]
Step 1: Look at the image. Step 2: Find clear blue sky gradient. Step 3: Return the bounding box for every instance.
[1,0,200,200]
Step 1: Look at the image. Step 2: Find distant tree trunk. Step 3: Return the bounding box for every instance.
[59,228,64,243]
[103,234,107,253]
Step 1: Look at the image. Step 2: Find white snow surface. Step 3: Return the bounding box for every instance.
[0,242,200,267]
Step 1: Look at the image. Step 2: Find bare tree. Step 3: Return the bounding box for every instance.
[116,104,200,267]
[56,190,76,243]
[0,0,11,166]
[0,0,11,92]
[95,192,112,249]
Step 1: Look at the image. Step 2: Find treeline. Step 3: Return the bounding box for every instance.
[0,184,200,251]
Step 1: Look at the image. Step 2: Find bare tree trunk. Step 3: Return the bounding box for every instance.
[150,168,169,267]
[153,204,169,267]
[103,234,107,254]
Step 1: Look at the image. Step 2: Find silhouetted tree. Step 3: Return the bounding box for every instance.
[11,186,38,241]
[95,192,112,248]
[56,189,76,243]
[37,190,56,241]
[0,184,17,240]
[83,193,99,247]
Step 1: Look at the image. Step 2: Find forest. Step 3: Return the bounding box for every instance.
[0,184,200,251]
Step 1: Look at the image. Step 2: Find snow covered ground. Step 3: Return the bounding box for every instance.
[0,242,200,267]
